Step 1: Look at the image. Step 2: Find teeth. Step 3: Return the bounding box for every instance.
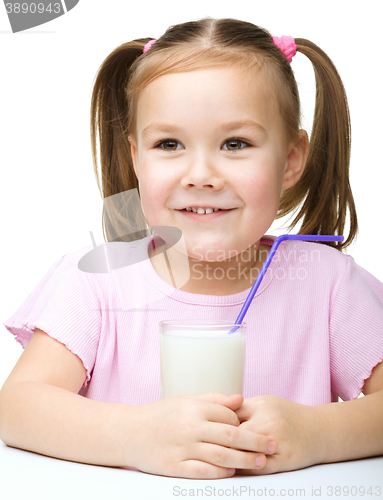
[197,208,214,214]
[186,207,221,214]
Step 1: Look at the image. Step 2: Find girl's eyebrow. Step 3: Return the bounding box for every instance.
[142,120,268,139]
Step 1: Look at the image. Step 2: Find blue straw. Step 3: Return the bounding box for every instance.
[228,234,344,334]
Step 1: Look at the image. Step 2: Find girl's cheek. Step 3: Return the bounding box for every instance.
[139,187,167,224]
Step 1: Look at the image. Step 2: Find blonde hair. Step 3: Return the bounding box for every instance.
[90,17,357,251]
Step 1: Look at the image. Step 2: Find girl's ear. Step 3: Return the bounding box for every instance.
[281,130,310,191]
[128,134,139,180]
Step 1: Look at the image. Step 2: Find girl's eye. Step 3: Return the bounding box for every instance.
[223,138,250,151]
[156,140,183,151]
[154,138,251,152]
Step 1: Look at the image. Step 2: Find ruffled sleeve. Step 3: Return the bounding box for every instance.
[2,253,101,389]
[329,255,383,400]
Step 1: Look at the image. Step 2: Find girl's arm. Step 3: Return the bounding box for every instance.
[0,329,135,468]
[0,329,276,479]
[316,361,383,464]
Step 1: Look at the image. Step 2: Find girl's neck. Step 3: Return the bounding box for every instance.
[148,238,271,296]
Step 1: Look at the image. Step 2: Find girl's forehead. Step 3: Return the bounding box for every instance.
[139,64,267,96]
[135,66,277,132]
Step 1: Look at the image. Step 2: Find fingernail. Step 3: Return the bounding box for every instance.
[227,468,236,476]
[267,440,277,454]
[255,455,264,467]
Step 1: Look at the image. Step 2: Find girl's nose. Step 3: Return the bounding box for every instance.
[180,156,224,190]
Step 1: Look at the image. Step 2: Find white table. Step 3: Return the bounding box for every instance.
[0,441,382,500]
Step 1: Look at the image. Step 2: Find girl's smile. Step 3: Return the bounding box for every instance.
[176,207,235,221]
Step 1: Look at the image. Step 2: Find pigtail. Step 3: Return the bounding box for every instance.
[277,39,358,251]
[90,38,154,243]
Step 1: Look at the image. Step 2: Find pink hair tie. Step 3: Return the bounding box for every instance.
[272,35,297,63]
[143,39,157,53]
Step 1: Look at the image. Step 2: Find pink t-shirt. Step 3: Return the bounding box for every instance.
[3,234,383,406]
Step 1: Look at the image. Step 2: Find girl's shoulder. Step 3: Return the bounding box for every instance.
[291,239,353,262]
[289,239,383,296]
[267,237,383,299]
[263,233,351,263]
[271,236,352,273]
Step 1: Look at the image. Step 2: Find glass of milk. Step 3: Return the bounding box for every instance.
[160,319,246,398]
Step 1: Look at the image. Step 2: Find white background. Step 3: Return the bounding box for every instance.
[0,0,382,389]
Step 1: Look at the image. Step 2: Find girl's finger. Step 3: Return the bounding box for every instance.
[234,401,255,421]
[193,442,267,470]
[235,454,280,476]
[201,401,241,427]
[189,393,244,412]
[177,459,236,480]
[200,421,277,455]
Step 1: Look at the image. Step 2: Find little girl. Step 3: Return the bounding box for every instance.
[1,17,382,480]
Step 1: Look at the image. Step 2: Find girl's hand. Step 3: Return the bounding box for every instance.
[234,395,325,475]
[125,393,277,479]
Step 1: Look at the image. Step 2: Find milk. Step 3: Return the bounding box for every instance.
[160,330,246,398]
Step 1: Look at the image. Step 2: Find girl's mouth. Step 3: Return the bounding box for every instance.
[177,208,235,220]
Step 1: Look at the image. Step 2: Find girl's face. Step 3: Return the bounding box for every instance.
[129,65,306,261]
